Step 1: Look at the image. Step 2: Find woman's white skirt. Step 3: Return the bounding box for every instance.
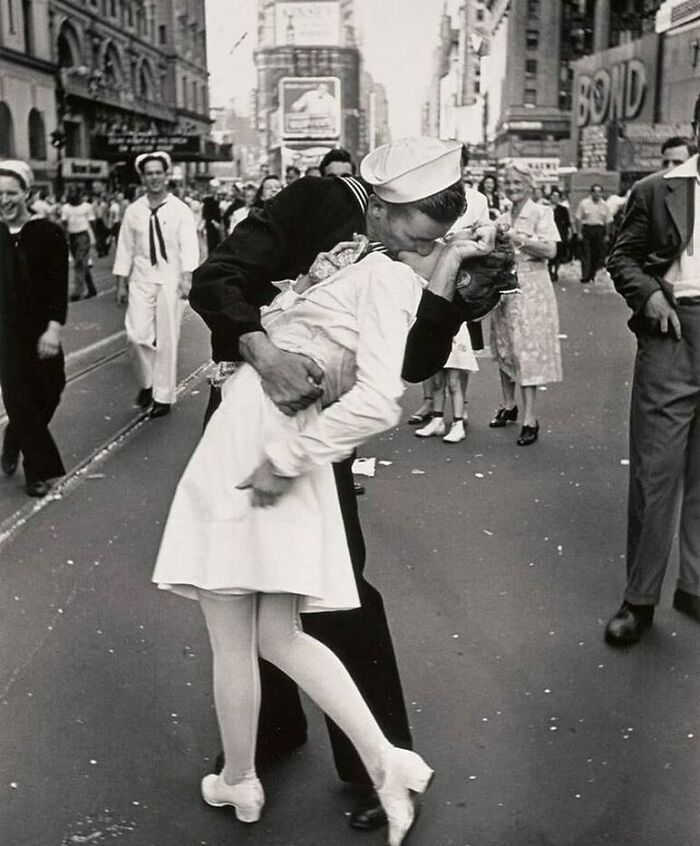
[152,364,360,613]
[444,323,479,371]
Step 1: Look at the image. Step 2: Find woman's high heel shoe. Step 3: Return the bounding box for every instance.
[489,405,518,428]
[375,747,434,846]
[516,421,539,446]
[200,773,265,823]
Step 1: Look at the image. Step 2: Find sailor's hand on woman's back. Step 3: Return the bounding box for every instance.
[239,332,324,416]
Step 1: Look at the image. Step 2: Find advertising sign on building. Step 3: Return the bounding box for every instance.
[280,77,341,140]
[275,1,341,46]
[62,158,109,180]
[93,132,202,161]
[571,33,660,163]
[502,157,560,184]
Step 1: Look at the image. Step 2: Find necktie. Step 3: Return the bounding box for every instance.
[149,202,168,266]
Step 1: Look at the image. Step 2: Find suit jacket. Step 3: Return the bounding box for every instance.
[606,162,695,334]
[190,175,468,383]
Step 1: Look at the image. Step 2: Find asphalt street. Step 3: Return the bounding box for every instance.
[1,257,698,846]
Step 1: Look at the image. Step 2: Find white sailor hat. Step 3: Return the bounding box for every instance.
[0,159,34,190]
[134,150,172,174]
[360,137,462,204]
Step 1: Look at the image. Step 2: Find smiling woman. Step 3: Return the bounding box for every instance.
[0,159,68,497]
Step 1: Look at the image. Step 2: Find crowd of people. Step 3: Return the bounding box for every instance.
[1,108,699,843]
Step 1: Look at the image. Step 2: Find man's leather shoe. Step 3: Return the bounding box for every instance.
[1,453,18,477]
[136,387,153,409]
[354,481,365,496]
[149,401,171,418]
[25,479,51,498]
[673,588,700,622]
[348,789,387,831]
[604,602,654,646]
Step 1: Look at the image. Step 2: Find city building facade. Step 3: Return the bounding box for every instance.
[2,0,216,190]
[254,0,382,174]
[0,0,58,183]
[567,0,697,186]
[422,0,489,146]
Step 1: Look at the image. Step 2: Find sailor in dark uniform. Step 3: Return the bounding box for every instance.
[190,137,494,830]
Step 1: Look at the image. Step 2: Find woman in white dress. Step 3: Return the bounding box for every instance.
[152,229,481,843]
[489,162,562,446]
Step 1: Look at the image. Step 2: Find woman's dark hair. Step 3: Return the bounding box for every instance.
[478,174,497,193]
[398,180,466,223]
[319,147,355,175]
[253,174,281,209]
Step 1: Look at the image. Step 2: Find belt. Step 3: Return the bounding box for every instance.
[676,295,700,305]
[207,360,244,387]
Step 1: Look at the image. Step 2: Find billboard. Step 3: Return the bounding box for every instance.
[280,76,341,140]
[93,132,202,161]
[275,1,341,46]
[571,34,660,160]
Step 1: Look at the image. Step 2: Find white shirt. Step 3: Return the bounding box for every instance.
[31,198,53,218]
[663,154,700,299]
[112,194,200,287]
[499,198,560,268]
[61,201,95,234]
[229,205,250,234]
[450,187,490,232]
[256,253,425,477]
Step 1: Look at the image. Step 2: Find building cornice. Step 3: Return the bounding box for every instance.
[175,106,214,125]
[0,45,56,76]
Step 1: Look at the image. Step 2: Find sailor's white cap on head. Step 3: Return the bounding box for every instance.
[0,159,34,191]
[360,137,462,204]
[134,150,172,174]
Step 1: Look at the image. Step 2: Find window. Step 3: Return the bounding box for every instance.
[476,8,484,21]
[525,59,537,78]
[28,109,46,159]
[109,0,116,15]
[526,29,539,50]
[126,2,133,27]
[0,101,15,157]
[22,0,33,54]
[524,87,537,106]
[158,24,166,44]
[182,76,188,109]
[64,120,82,158]
[527,0,540,19]
[7,0,16,34]
[192,80,198,112]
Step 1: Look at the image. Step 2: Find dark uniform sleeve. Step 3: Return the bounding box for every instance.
[43,222,69,326]
[402,291,466,382]
[606,181,663,316]
[190,180,314,362]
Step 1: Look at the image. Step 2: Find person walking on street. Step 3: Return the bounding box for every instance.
[0,160,68,497]
[189,136,495,831]
[408,168,489,427]
[61,187,97,300]
[489,162,562,446]
[548,187,573,281]
[575,184,613,284]
[113,151,199,418]
[604,98,700,646]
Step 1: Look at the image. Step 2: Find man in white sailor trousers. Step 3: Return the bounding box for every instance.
[113,152,200,417]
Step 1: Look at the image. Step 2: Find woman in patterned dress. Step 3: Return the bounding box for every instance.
[489,162,562,446]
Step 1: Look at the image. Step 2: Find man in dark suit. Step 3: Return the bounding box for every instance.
[604,96,700,646]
